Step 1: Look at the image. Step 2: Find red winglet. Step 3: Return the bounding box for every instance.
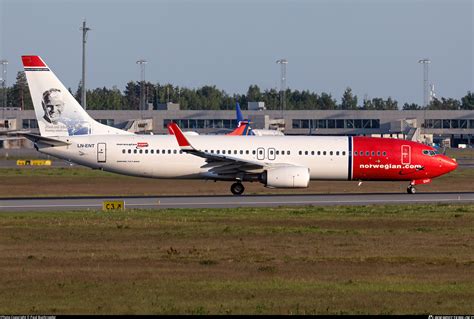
[22,55,46,67]
[167,122,191,147]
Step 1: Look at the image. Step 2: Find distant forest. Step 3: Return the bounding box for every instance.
[2,71,474,111]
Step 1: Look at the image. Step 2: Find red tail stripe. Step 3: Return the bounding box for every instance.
[22,56,46,67]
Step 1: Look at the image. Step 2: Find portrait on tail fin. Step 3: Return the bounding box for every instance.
[42,88,64,124]
[40,88,90,136]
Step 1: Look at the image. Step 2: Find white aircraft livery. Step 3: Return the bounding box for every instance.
[21,56,457,195]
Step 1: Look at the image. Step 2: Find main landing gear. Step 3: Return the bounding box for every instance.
[230,182,245,195]
[407,185,416,194]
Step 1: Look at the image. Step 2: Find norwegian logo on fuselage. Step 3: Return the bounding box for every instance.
[136,142,149,148]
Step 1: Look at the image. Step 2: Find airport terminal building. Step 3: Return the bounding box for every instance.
[1,105,473,149]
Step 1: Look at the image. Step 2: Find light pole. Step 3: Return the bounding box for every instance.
[276,58,288,119]
[80,19,91,110]
[418,58,431,108]
[0,59,7,109]
[136,59,148,113]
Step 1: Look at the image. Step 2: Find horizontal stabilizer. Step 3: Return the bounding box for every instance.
[17,132,71,146]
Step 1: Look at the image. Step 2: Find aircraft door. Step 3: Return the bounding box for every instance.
[401,145,411,165]
[97,143,107,163]
[268,148,276,160]
[257,147,265,160]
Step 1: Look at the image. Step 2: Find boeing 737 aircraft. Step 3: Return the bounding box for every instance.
[20,55,457,195]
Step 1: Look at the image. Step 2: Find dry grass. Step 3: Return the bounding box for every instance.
[0,204,473,314]
[0,167,472,197]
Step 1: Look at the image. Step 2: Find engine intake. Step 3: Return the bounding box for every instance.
[262,166,310,188]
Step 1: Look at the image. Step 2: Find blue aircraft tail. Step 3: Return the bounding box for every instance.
[236,102,244,123]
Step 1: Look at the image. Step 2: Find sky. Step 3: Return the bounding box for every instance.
[0,0,473,106]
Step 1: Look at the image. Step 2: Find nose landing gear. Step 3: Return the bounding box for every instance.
[407,185,416,194]
[230,182,245,195]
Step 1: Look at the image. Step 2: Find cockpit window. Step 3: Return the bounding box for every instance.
[422,149,439,156]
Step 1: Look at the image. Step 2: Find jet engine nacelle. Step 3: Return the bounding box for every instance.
[262,166,310,188]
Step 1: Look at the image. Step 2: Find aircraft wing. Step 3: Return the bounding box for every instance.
[168,122,286,176]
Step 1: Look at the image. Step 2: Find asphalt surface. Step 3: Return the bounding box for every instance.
[0,192,473,211]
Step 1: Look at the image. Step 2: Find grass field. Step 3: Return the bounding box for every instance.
[0,166,473,197]
[1,204,473,314]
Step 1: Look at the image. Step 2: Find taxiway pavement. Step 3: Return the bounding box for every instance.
[0,192,473,211]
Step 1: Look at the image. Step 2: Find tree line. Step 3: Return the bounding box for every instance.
[1,71,473,111]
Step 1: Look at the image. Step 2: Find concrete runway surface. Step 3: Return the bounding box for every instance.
[0,192,473,211]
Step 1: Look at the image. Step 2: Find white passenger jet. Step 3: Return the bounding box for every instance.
[20,56,457,195]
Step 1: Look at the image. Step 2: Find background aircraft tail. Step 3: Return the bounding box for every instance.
[236,102,244,123]
[228,102,254,136]
[22,55,131,137]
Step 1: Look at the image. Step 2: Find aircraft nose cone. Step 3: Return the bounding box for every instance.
[444,157,458,172]
[450,158,458,171]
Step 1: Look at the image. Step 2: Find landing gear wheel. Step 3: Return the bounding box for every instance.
[407,185,416,194]
[230,182,245,195]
